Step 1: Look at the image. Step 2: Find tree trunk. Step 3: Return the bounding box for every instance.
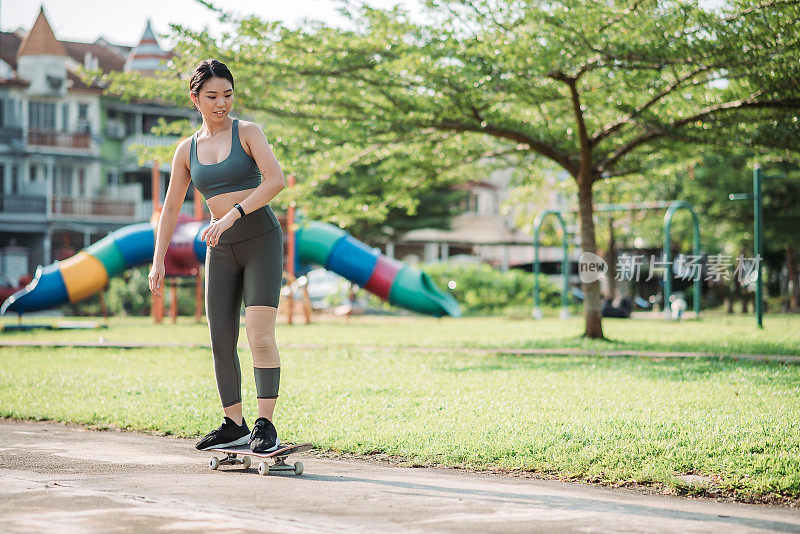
[726,280,736,314]
[578,171,604,338]
[787,243,800,312]
[736,245,749,314]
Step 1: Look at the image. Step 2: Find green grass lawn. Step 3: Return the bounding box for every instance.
[2,312,800,355]
[1,313,799,502]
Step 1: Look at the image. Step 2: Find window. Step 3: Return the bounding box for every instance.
[124,112,136,136]
[29,164,37,183]
[76,103,90,134]
[466,192,478,213]
[106,169,119,188]
[62,103,69,132]
[77,167,86,196]
[0,98,4,127]
[54,166,73,196]
[11,164,19,194]
[28,101,56,130]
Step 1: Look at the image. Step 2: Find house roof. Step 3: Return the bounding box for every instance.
[0,31,22,69]
[2,8,175,92]
[452,180,499,191]
[124,19,171,72]
[3,31,124,72]
[66,71,102,93]
[64,40,128,72]
[0,77,31,88]
[16,7,67,58]
[0,31,32,87]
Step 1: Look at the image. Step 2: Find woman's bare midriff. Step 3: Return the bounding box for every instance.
[206,187,258,219]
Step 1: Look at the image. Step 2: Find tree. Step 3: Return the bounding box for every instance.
[310,160,470,244]
[89,0,800,337]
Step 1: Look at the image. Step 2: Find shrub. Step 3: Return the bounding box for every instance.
[421,262,562,316]
[62,266,201,317]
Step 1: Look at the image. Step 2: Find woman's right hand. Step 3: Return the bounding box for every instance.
[149,262,165,299]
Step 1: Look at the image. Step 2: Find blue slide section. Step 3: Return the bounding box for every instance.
[1,224,156,315]
[7,263,69,314]
[113,223,156,265]
[326,235,379,286]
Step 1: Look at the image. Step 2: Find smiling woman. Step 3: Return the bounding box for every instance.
[147,58,287,457]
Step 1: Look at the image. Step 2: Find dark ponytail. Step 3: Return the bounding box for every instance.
[189,59,235,97]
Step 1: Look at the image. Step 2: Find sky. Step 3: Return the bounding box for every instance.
[1,0,729,50]
[1,0,424,48]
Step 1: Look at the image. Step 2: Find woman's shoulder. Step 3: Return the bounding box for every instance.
[236,118,262,135]
[235,119,266,154]
[176,135,194,153]
[173,136,194,168]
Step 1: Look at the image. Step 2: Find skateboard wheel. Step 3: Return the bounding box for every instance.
[258,461,268,476]
[242,456,251,469]
[209,457,219,470]
[294,461,304,475]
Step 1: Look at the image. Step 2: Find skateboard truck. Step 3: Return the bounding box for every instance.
[208,452,252,470]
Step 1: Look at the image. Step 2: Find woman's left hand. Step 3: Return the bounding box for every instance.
[201,213,236,247]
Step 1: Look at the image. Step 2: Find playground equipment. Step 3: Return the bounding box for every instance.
[2,157,459,319]
[295,222,459,317]
[531,210,569,319]
[0,219,460,318]
[729,164,791,328]
[532,200,701,319]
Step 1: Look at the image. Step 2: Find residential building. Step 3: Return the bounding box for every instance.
[0,7,199,288]
[397,166,580,273]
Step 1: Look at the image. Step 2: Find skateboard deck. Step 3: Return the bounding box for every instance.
[205,442,312,475]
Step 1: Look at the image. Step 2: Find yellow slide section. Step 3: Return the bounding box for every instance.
[59,251,109,303]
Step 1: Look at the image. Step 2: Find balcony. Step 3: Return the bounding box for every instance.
[51,195,136,220]
[28,129,91,150]
[123,134,180,156]
[0,195,47,214]
[0,194,138,221]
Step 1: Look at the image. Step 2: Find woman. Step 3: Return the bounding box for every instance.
[148,59,286,453]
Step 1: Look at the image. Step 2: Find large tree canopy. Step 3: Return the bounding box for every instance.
[89,0,800,337]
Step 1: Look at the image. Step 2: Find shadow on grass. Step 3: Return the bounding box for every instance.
[493,333,800,358]
[437,351,798,385]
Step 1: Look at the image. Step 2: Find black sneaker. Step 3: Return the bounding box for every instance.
[195,417,250,450]
[249,417,280,453]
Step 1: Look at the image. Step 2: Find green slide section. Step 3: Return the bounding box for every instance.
[388,265,461,318]
[84,239,127,277]
[295,220,461,317]
[295,222,347,266]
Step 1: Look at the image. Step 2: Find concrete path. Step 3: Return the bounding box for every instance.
[1,420,799,533]
[3,339,799,364]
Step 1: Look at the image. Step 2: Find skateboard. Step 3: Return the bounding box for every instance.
[205,443,312,476]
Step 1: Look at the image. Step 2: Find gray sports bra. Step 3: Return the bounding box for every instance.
[189,118,261,199]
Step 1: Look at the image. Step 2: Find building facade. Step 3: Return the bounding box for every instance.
[0,7,198,288]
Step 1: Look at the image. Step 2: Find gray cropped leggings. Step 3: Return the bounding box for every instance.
[204,205,284,408]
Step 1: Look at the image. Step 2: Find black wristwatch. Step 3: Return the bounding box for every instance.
[233,203,245,218]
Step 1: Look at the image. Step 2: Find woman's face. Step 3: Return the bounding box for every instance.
[191,76,234,124]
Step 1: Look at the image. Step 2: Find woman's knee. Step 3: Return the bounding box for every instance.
[244,305,280,368]
[246,305,280,399]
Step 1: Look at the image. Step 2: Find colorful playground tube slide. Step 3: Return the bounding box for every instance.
[1,220,460,318]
